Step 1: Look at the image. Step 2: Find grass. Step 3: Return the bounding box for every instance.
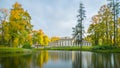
[37,46,80,50]
[0,45,120,53]
[0,47,32,54]
[35,46,120,53]
[36,46,92,51]
[90,45,120,53]
[92,48,120,53]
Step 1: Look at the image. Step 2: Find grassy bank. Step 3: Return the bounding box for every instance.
[0,46,120,53]
[35,46,92,52]
[36,46,120,53]
[92,48,120,53]
[0,47,32,54]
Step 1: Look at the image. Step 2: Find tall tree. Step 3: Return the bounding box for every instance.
[87,4,114,46]
[0,8,8,45]
[8,2,32,47]
[107,0,120,46]
[72,3,86,48]
[98,5,113,45]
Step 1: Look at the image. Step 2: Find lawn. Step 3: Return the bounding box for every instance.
[36,46,120,53]
[0,45,120,53]
[0,47,32,54]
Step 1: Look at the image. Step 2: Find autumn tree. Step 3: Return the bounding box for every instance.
[32,30,38,45]
[87,4,118,46]
[50,36,60,42]
[0,8,8,45]
[43,35,50,46]
[37,29,44,46]
[98,5,113,45]
[0,2,51,48]
[107,0,120,46]
[32,29,50,47]
[7,2,32,47]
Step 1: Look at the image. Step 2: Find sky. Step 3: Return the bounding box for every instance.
[0,0,107,37]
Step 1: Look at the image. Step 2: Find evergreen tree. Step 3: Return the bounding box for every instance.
[72,3,86,48]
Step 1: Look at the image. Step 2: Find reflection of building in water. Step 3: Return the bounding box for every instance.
[72,52,120,68]
[72,51,92,68]
[31,51,49,68]
[72,51,75,62]
[49,37,92,47]
[49,51,59,62]
[49,51,72,61]
[90,53,120,68]
[48,51,93,68]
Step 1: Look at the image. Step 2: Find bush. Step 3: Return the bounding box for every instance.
[22,43,32,49]
[92,45,117,50]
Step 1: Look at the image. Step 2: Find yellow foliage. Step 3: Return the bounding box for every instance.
[51,36,60,42]
[13,38,19,47]
[27,34,32,45]
[43,35,50,46]
[7,2,33,47]
[37,29,44,45]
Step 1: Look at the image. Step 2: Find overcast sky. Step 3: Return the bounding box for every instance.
[0,0,107,37]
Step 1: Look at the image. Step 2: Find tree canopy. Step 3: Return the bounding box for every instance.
[0,2,50,47]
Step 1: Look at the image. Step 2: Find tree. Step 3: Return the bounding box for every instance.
[72,3,86,48]
[51,36,60,42]
[0,2,51,48]
[0,8,8,45]
[97,5,113,45]
[43,35,50,46]
[37,29,44,46]
[8,2,32,47]
[32,30,38,45]
[107,0,120,46]
[32,29,50,48]
[87,4,114,46]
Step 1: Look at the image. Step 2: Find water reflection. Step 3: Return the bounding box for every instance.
[0,54,32,68]
[72,51,120,68]
[0,51,120,68]
[31,51,49,68]
[90,53,120,68]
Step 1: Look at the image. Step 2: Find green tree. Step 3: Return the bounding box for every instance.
[72,3,86,48]
[43,35,50,46]
[0,8,8,45]
[87,4,114,46]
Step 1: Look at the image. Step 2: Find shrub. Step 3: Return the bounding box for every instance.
[92,45,117,50]
[22,43,32,49]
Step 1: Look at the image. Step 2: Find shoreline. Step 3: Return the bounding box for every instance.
[35,46,120,53]
[0,47,32,54]
[0,46,120,53]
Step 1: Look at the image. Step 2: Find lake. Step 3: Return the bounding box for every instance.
[0,50,120,68]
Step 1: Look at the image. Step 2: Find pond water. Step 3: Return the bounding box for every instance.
[0,51,120,68]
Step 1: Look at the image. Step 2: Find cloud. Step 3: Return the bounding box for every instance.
[0,0,107,37]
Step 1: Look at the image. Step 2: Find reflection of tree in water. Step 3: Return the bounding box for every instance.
[0,54,32,68]
[49,51,59,61]
[72,51,82,68]
[72,52,120,68]
[72,51,92,68]
[0,51,120,68]
[91,53,120,68]
[49,51,72,62]
[0,51,49,68]
[32,50,49,68]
